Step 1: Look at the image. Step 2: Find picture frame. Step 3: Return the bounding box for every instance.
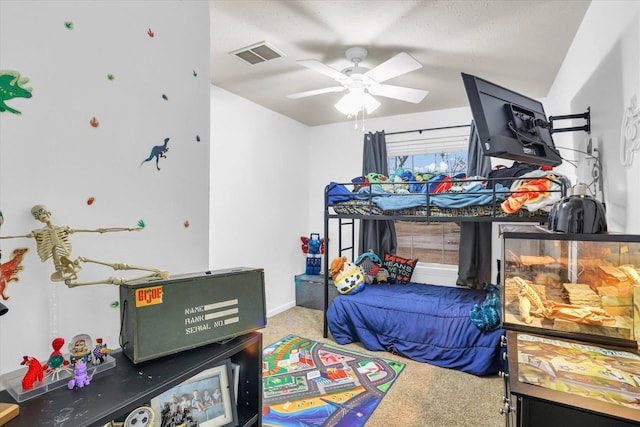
[150,358,238,427]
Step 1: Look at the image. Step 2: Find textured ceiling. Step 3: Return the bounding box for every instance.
[210,1,591,126]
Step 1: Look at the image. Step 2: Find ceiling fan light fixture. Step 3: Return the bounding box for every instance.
[335,89,380,116]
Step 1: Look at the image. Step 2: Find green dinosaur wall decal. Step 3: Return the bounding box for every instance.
[0,70,32,114]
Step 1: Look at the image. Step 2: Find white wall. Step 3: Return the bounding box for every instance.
[208,85,476,308]
[546,1,640,233]
[209,85,309,316]
[0,1,210,377]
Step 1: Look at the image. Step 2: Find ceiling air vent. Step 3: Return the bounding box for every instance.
[230,41,285,65]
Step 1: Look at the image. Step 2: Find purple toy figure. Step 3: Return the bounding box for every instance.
[68,359,92,389]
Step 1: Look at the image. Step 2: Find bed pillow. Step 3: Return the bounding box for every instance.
[383,254,418,284]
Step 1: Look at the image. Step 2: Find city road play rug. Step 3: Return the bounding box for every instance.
[262,334,405,427]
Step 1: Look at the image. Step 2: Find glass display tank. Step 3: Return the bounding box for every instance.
[500,224,640,348]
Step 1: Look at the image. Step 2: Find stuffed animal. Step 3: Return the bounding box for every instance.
[375,268,390,283]
[390,168,408,192]
[365,173,393,191]
[392,168,417,192]
[355,250,382,284]
[330,256,365,295]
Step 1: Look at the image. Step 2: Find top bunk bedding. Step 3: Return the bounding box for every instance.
[326,170,568,221]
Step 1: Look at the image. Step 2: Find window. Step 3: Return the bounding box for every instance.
[386,127,469,265]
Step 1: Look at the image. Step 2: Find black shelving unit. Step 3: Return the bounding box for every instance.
[0,332,262,427]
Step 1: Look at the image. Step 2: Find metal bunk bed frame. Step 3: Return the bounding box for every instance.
[320,122,571,337]
[321,176,567,338]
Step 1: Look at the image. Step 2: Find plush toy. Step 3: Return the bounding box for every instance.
[401,169,414,182]
[390,168,408,192]
[365,173,393,191]
[355,250,382,284]
[375,268,390,283]
[330,256,365,295]
[351,176,368,191]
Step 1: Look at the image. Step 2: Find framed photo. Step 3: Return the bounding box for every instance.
[150,358,238,427]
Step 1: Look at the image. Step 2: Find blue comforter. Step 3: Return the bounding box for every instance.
[327,283,504,376]
[355,182,511,210]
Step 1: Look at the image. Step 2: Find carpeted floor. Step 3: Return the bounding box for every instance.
[259,306,507,427]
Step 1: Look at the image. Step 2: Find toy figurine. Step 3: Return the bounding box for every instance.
[42,337,72,381]
[0,204,169,287]
[92,338,111,365]
[20,356,44,390]
[300,233,325,275]
[67,359,92,389]
[69,333,92,364]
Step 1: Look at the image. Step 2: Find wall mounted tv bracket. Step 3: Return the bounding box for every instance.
[548,106,591,135]
[548,107,602,201]
[507,105,591,141]
[506,104,551,147]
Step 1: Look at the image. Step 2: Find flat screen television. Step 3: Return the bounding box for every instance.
[461,72,563,167]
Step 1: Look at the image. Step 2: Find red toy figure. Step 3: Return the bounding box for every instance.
[20,356,44,390]
[42,337,72,380]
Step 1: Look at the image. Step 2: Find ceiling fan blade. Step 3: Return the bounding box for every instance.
[297,59,349,82]
[368,84,428,103]
[286,86,346,99]
[365,52,423,83]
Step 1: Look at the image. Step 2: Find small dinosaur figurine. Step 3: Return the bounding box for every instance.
[141,137,169,170]
[0,70,32,114]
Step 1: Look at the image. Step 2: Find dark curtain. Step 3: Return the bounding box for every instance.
[456,121,493,288]
[359,131,397,258]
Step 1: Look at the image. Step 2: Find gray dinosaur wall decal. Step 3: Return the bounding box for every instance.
[141,138,170,171]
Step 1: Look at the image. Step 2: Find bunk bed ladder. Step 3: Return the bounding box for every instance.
[323,217,355,338]
[338,217,356,260]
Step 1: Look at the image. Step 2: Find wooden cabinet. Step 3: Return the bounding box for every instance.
[0,332,262,427]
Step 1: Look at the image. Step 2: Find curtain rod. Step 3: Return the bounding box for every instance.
[385,123,470,136]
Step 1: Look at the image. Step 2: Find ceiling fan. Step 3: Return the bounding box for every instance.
[286,47,429,116]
